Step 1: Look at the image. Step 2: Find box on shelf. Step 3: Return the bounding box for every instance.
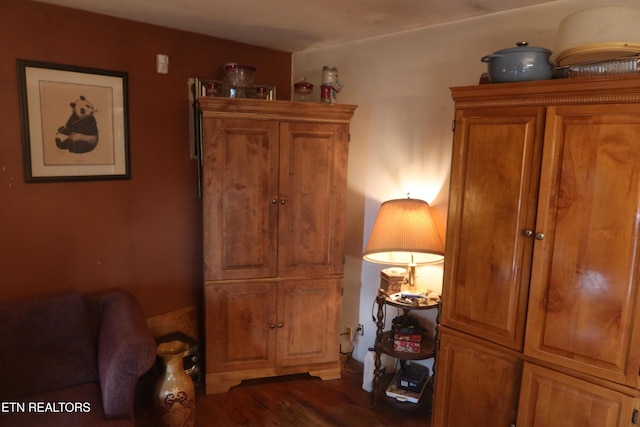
[385,367,430,404]
[394,332,422,342]
[391,313,425,354]
[380,267,406,294]
[393,340,421,353]
[397,364,428,392]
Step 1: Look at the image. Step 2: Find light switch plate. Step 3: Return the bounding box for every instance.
[156,54,169,74]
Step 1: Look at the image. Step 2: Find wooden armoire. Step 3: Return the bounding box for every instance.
[198,98,356,394]
[433,75,640,427]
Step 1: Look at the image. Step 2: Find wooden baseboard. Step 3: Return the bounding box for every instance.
[205,362,342,394]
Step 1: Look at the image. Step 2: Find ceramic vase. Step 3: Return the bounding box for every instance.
[154,340,195,427]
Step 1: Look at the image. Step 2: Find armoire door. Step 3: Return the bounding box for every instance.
[441,106,545,350]
[517,362,637,427]
[433,329,522,427]
[202,118,280,281]
[276,278,341,369]
[277,122,349,277]
[525,104,640,387]
[205,281,277,373]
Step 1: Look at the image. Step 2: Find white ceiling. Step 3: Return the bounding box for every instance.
[35,0,558,52]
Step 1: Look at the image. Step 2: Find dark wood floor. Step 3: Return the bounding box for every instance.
[137,357,432,426]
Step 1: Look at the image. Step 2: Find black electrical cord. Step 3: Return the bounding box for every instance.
[371,297,387,323]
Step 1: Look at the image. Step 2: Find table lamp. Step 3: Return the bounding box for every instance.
[363,197,444,288]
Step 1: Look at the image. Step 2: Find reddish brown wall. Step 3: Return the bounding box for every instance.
[0,0,292,316]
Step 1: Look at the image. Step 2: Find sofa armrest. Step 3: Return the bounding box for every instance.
[97,290,156,420]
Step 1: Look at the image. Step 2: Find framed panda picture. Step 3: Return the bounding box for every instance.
[17,60,130,182]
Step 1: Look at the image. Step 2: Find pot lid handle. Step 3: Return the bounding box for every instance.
[516,41,529,47]
[481,54,503,62]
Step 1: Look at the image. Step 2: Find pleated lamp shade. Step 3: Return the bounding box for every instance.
[363,198,444,265]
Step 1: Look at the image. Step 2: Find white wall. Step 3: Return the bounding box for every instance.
[292,0,640,367]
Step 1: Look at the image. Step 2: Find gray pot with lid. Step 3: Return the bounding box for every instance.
[481,42,554,83]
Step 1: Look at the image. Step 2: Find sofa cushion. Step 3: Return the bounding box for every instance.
[0,382,133,427]
[0,292,99,399]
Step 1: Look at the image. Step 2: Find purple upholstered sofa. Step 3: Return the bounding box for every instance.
[0,289,156,426]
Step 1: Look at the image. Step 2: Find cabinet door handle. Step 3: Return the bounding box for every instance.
[271,198,278,204]
[523,229,534,237]
[280,199,287,205]
[277,322,284,328]
[269,324,276,329]
[535,232,545,240]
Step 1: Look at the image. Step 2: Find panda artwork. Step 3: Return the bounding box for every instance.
[55,95,99,153]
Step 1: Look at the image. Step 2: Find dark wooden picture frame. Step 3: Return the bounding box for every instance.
[17,60,130,182]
